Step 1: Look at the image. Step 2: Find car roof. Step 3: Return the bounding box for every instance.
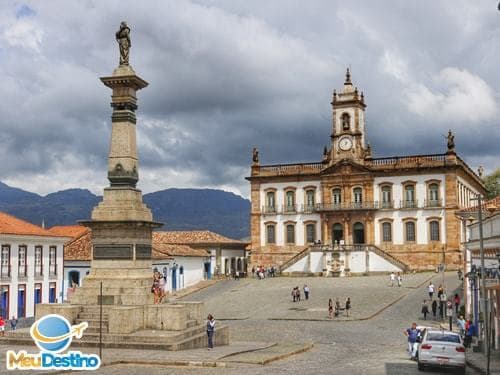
[426,330,459,336]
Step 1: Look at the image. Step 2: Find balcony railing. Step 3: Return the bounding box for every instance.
[262,206,277,214]
[49,264,57,277]
[380,201,394,209]
[283,204,299,214]
[400,200,418,209]
[18,265,27,278]
[315,201,378,211]
[302,204,316,213]
[424,199,443,208]
[0,265,10,280]
[34,268,43,278]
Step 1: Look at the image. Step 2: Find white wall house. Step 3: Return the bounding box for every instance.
[0,212,67,320]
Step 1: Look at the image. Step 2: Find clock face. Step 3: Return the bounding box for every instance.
[339,136,353,151]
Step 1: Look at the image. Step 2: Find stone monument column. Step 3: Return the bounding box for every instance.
[74,22,162,306]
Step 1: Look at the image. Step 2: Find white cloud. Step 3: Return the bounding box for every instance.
[2,18,42,52]
[404,68,498,123]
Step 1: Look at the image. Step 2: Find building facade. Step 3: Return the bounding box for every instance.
[58,227,247,299]
[0,213,67,319]
[247,70,486,272]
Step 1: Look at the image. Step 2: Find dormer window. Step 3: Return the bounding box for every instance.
[341,113,350,130]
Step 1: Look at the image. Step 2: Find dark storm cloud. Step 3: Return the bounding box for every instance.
[0,0,498,196]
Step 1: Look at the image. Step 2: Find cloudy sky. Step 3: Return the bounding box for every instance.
[1,1,499,198]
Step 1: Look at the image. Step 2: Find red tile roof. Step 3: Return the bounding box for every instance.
[153,230,246,246]
[0,211,68,238]
[62,227,213,261]
[48,225,88,239]
[457,196,500,214]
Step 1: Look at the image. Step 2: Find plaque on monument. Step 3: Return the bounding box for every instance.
[98,295,115,305]
[93,244,133,260]
[136,244,152,259]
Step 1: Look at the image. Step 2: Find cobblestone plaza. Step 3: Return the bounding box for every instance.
[0,272,483,374]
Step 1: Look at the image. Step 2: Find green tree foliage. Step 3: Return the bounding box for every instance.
[483,168,500,199]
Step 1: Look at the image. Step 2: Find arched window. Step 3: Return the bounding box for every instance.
[405,221,416,242]
[266,191,275,212]
[305,223,316,243]
[266,224,276,244]
[286,224,295,244]
[429,221,440,241]
[285,190,295,212]
[428,183,439,207]
[404,185,416,208]
[305,190,315,210]
[381,185,392,208]
[332,188,342,207]
[382,222,392,242]
[353,187,363,206]
[341,113,350,130]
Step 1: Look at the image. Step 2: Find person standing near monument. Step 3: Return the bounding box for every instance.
[206,314,215,349]
[328,298,333,319]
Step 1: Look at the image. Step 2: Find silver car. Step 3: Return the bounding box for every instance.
[417,329,466,374]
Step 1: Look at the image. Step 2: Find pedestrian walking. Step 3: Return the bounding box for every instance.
[404,322,420,360]
[389,272,396,287]
[454,293,460,314]
[292,287,297,302]
[296,286,301,302]
[328,298,333,319]
[251,266,255,278]
[10,316,17,331]
[334,298,340,317]
[397,273,402,287]
[206,314,215,349]
[345,297,351,317]
[421,300,429,320]
[427,282,435,299]
[303,285,310,300]
[439,290,447,319]
[437,284,444,299]
[0,316,5,337]
[456,315,466,337]
[464,319,473,348]
[431,299,437,319]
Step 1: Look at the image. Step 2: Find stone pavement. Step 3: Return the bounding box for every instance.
[182,272,434,321]
[0,272,483,374]
[465,350,500,374]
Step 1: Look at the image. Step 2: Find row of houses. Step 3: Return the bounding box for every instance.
[0,211,247,320]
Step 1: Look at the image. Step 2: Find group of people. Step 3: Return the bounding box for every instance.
[389,272,403,287]
[420,283,461,320]
[252,265,276,279]
[328,297,351,319]
[0,316,17,336]
[152,271,168,304]
[291,285,310,302]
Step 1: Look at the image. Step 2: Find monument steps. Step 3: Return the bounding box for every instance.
[0,324,229,351]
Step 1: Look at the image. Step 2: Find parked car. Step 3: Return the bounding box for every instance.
[417,329,466,374]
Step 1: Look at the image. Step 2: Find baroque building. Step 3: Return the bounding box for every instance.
[247,70,486,273]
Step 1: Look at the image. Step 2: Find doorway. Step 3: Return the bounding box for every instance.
[17,285,26,318]
[1,286,9,319]
[353,222,365,244]
[332,223,343,244]
[171,267,177,291]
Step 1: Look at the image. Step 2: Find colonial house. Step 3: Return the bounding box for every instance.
[57,227,246,299]
[457,196,500,350]
[0,212,67,319]
[247,69,486,275]
[153,231,248,278]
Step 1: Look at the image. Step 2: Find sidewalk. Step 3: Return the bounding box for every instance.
[466,349,500,374]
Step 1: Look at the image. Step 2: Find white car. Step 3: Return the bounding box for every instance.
[417,329,466,374]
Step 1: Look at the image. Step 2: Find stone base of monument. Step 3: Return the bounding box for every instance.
[3,302,229,351]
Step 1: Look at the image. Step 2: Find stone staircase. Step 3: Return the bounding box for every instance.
[1,304,229,351]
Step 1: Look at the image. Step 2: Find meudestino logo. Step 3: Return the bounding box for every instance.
[6,314,101,370]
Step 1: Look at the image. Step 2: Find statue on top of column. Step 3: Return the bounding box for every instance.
[447,129,455,152]
[116,21,131,66]
[252,147,259,164]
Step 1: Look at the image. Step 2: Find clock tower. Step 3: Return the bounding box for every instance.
[328,69,369,164]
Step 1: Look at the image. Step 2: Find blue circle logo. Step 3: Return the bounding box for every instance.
[30,314,86,353]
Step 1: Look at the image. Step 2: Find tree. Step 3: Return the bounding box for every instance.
[483,168,500,199]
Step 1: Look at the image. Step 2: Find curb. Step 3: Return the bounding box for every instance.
[103,359,227,368]
[218,342,278,360]
[260,342,314,365]
[171,280,218,300]
[465,359,485,374]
